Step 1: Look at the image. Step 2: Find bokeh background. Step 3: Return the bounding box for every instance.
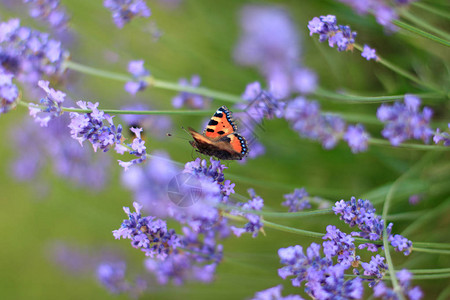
[0,0,449,299]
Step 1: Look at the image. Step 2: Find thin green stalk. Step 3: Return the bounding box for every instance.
[413,242,450,250]
[412,247,450,255]
[323,111,380,125]
[410,268,450,274]
[401,197,450,236]
[353,44,442,93]
[412,2,450,20]
[386,211,426,221]
[403,273,450,280]
[369,138,450,151]
[218,204,333,218]
[61,107,221,116]
[392,19,450,47]
[401,10,450,41]
[314,87,442,104]
[64,60,244,103]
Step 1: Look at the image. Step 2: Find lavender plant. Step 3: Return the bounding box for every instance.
[0,0,449,299]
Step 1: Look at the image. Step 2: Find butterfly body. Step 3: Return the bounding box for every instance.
[188,106,248,160]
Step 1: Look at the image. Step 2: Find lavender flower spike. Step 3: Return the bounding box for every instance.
[0,67,19,115]
[308,15,357,52]
[104,0,151,28]
[113,202,180,259]
[29,80,66,127]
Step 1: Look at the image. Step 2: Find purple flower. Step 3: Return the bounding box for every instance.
[361,254,388,279]
[234,5,313,99]
[344,124,370,153]
[11,114,111,190]
[28,80,66,126]
[361,45,378,61]
[377,95,433,146]
[284,96,346,149]
[333,197,413,255]
[144,226,223,285]
[113,202,180,259]
[282,188,311,212]
[433,124,450,146]
[308,15,357,52]
[124,60,150,95]
[0,18,67,85]
[103,0,151,28]
[252,285,304,300]
[231,188,264,238]
[96,262,129,293]
[23,0,70,30]
[322,225,359,266]
[117,127,148,170]
[278,243,363,299]
[372,269,423,300]
[172,75,210,109]
[0,67,19,115]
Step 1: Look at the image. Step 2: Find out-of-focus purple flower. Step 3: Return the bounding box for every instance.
[172,75,210,109]
[251,285,304,300]
[12,114,111,190]
[0,67,19,115]
[23,0,70,30]
[124,60,150,95]
[234,5,315,99]
[0,18,67,85]
[292,68,318,94]
[284,96,346,149]
[103,0,151,28]
[120,103,172,139]
[336,0,404,31]
[344,124,370,153]
[333,197,413,255]
[308,15,357,52]
[113,202,180,259]
[28,80,66,127]
[372,269,423,300]
[433,124,450,146]
[234,5,300,77]
[282,188,311,212]
[377,95,433,146]
[231,188,264,238]
[361,45,378,61]
[97,262,129,294]
[278,243,363,299]
[408,194,421,205]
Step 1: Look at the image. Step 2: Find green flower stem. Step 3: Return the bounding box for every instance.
[401,197,450,236]
[412,247,450,255]
[400,10,450,41]
[412,2,450,20]
[61,107,222,116]
[380,152,437,299]
[63,60,244,103]
[413,242,450,250]
[63,60,130,82]
[314,87,442,104]
[323,111,380,125]
[392,19,450,47]
[353,43,442,93]
[368,138,450,151]
[410,268,450,274]
[217,203,333,218]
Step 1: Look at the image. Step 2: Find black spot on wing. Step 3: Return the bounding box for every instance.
[214,112,224,118]
[206,128,214,133]
[217,130,225,135]
[208,119,219,126]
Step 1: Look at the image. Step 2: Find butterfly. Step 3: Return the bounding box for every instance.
[188,106,249,160]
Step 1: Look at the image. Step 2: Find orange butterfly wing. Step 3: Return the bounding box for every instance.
[203,106,237,139]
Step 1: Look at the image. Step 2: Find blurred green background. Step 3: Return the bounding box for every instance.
[0,0,449,299]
